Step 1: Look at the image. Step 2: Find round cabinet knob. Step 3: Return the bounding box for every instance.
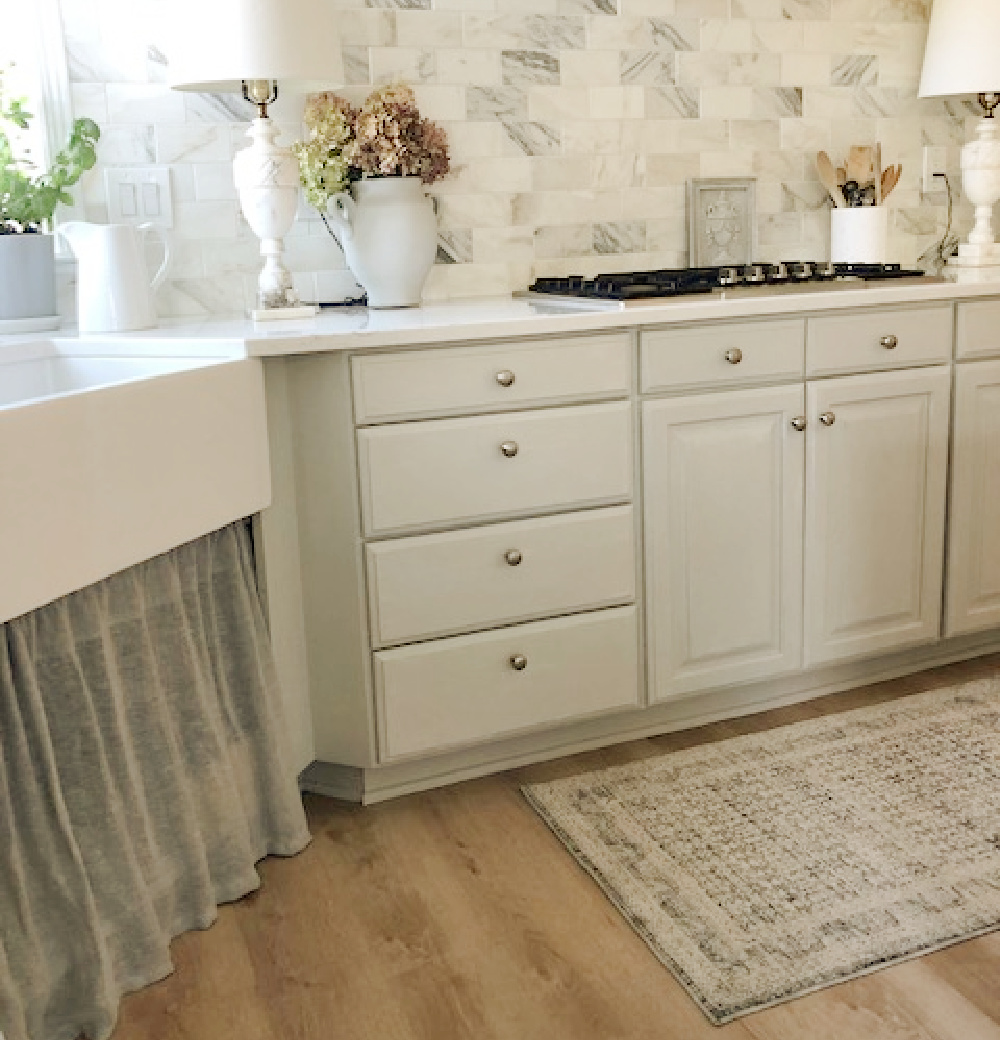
[819,411,836,426]
[790,416,808,432]
[510,654,528,671]
[496,369,516,387]
[880,334,898,350]
[725,347,743,365]
[504,549,523,566]
[500,441,519,458]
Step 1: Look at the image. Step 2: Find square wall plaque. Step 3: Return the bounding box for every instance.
[688,178,757,267]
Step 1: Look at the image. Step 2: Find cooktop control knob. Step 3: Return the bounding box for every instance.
[719,267,741,286]
[771,262,789,281]
[744,264,766,284]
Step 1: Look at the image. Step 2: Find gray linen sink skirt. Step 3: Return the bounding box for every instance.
[0,521,311,1040]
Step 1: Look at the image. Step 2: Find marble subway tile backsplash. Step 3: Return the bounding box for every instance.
[62,0,964,314]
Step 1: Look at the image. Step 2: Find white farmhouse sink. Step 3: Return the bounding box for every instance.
[0,339,271,623]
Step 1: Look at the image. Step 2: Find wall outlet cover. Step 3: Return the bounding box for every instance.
[105,167,174,227]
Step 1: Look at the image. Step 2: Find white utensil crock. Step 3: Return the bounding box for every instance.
[327,177,437,308]
[830,207,888,265]
[59,221,171,333]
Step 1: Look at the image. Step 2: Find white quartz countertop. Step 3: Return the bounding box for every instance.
[5,275,1000,360]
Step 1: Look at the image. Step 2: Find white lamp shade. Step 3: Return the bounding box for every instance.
[168,0,343,93]
[918,0,1000,98]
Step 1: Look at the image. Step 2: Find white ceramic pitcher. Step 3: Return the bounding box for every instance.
[60,222,171,333]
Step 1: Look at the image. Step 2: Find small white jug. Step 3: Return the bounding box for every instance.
[59,222,171,333]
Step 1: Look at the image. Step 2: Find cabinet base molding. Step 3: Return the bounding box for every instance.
[300,628,1000,805]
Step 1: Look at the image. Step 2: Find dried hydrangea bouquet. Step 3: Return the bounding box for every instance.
[295,85,450,308]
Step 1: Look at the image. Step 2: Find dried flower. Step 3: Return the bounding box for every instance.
[345,84,450,185]
[293,93,357,211]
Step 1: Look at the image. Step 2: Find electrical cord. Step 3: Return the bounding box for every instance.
[930,173,959,270]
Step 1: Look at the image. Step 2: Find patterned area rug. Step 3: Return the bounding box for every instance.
[523,679,1000,1025]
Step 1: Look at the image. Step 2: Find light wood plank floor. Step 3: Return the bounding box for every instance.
[113,654,1000,1040]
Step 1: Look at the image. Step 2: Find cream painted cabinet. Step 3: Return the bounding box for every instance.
[946,361,1000,636]
[644,384,806,701]
[803,367,951,666]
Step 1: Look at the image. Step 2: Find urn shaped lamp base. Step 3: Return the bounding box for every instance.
[950,96,1000,270]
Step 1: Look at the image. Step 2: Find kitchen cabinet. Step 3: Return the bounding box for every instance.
[946,360,1000,636]
[804,367,951,666]
[644,384,805,701]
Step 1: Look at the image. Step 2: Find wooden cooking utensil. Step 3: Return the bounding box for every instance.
[836,165,846,186]
[816,150,846,207]
[846,145,869,185]
[880,163,902,201]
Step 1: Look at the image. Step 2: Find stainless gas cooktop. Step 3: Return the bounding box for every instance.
[521,263,942,308]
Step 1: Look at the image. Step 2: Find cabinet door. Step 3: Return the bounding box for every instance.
[946,361,1000,636]
[804,366,951,666]
[644,384,805,701]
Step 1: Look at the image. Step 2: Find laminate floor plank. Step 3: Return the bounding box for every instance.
[108,653,1000,1040]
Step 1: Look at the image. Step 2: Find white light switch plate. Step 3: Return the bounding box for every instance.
[105,167,174,227]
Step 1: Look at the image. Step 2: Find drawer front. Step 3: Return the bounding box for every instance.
[956,299,1000,359]
[367,505,636,647]
[358,401,633,536]
[807,305,952,376]
[375,605,639,760]
[352,333,632,422]
[641,319,804,393]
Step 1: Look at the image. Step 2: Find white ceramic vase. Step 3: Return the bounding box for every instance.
[327,177,438,308]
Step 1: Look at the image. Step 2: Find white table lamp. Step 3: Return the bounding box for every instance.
[919,0,1000,268]
[169,0,343,319]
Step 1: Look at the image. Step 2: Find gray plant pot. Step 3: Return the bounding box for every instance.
[0,232,58,320]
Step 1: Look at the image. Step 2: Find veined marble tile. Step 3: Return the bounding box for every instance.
[106,84,184,124]
[97,125,156,164]
[781,52,831,87]
[676,118,728,150]
[752,21,804,52]
[193,163,238,202]
[592,154,644,189]
[700,19,753,52]
[70,84,109,125]
[434,155,533,191]
[594,220,646,254]
[513,189,622,225]
[502,120,562,155]
[831,0,929,20]
[472,225,535,262]
[758,211,803,245]
[753,86,802,118]
[782,0,831,18]
[781,179,830,211]
[731,0,781,14]
[502,50,561,85]
[425,263,521,300]
[644,152,700,186]
[463,14,586,49]
[585,16,694,50]
[702,85,752,120]
[396,10,464,45]
[444,120,506,159]
[676,0,727,13]
[367,0,431,10]
[495,0,559,12]
[779,117,831,150]
[802,87,855,120]
[675,52,732,88]
[619,0,677,13]
[620,185,685,218]
[853,87,906,119]
[411,84,468,120]
[435,0,496,11]
[335,10,397,46]
[561,50,621,87]
[534,223,594,257]
[66,37,146,84]
[730,118,781,150]
[754,150,805,180]
[436,228,474,263]
[645,216,687,253]
[174,200,239,240]
[624,119,680,154]
[730,54,782,86]
[561,0,618,14]
[371,47,437,83]
[527,86,591,121]
[532,156,595,189]
[560,119,625,154]
[646,85,699,119]
[343,46,373,85]
[832,54,877,86]
[439,49,502,84]
[620,52,675,87]
[434,192,514,226]
[183,92,252,122]
[468,84,529,119]
[590,86,645,120]
[700,150,755,177]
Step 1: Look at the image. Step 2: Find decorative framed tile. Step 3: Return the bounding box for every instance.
[687,176,757,266]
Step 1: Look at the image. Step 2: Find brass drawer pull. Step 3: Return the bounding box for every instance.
[504,549,523,566]
[819,411,836,426]
[510,654,527,671]
[791,416,807,431]
[500,441,519,458]
[880,334,898,350]
[725,348,743,364]
[496,369,516,387]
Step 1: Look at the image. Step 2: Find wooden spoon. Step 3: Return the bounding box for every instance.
[880,163,902,201]
[816,151,846,207]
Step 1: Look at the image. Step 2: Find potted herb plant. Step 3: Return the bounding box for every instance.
[0,71,100,327]
[294,84,450,308]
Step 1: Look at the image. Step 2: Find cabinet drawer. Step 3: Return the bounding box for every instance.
[807,305,952,376]
[358,401,633,536]
[367,505,636,647]
[641,319,804,393]
[352,333,632,423]
[375,605,639,760]
[956,299,1000,359]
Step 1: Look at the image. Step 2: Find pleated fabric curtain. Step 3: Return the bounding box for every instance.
[0,521,311,1040]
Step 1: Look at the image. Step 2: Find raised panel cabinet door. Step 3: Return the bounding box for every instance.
[644,384,806,702]
[804,366,951,667]
[946,361,1000,636]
